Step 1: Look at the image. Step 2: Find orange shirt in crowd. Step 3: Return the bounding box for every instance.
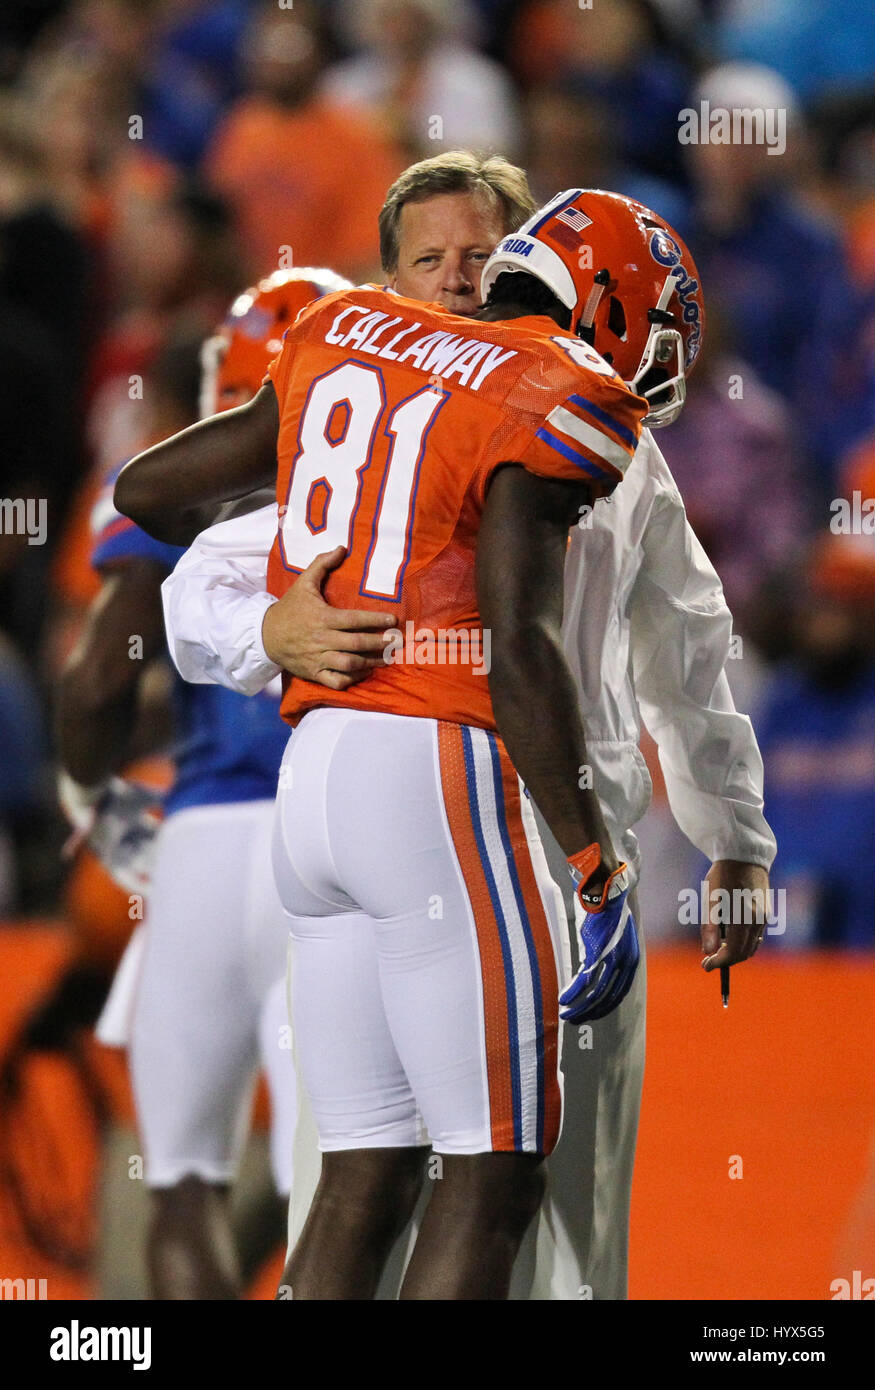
[205,97,402,280]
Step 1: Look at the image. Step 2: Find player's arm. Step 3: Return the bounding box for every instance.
[477,464,619,885]
[480,463,641,1022]
[114,385,280,545]
[56,559,168,787]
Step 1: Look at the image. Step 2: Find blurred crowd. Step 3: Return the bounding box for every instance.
[0,0,873,947]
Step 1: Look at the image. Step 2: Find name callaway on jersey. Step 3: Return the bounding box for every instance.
[323,303,519,390]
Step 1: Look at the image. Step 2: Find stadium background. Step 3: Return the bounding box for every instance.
[0,0,873,1300]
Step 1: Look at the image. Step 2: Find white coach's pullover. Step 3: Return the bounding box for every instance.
[561,430,775,881]
[160,430,776,880]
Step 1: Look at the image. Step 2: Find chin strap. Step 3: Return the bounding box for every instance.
[576,267,611,339]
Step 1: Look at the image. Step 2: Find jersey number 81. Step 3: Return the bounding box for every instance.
[278,360,448,602]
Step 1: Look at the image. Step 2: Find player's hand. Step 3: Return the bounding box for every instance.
[261,545,398,689]
[701,860,769,972]
[559,857,639,1023]
[59,774,163,896]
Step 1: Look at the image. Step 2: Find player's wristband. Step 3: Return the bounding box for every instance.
[567,843,629,913]
[567,843,602,889]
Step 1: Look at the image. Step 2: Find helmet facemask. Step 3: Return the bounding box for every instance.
[627,267,690,428]
[630,321,686,429]
[584,270,689,430]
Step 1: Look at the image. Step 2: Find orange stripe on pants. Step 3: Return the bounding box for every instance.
[437,721,516,1150]
[495,743,562,1154]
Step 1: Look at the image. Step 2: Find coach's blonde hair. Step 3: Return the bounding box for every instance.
[379,151,536,272]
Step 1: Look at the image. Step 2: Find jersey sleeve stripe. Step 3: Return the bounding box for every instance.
[544,406,633,474]
[90,491,124,539]
[534,425,621,481]
[567,393,639,450]
[99,514,136,544]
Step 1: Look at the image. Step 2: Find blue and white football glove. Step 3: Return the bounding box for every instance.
[559,845,639,1024]
[58,771,163,896]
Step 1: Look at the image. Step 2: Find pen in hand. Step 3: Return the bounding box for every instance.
[719,923,729,1008]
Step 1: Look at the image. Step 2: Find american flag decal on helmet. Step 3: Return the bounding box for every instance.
[556,207,593,233]
[548,206,593,252]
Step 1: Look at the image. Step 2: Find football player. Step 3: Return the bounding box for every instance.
[153,189,775,1299]
[57,267,349,1299]
[116,189,657,1298]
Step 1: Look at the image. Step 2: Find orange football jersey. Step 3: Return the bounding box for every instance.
[266,286,647,731]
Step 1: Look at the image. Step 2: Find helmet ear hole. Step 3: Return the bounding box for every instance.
[607,296,626,340]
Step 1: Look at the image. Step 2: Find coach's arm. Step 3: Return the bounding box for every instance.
[478,464,618,887]
[627,480,777,971]
[161,505,396,693]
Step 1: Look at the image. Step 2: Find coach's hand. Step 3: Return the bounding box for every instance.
[262,546,398,690]
[701,860,770,972]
